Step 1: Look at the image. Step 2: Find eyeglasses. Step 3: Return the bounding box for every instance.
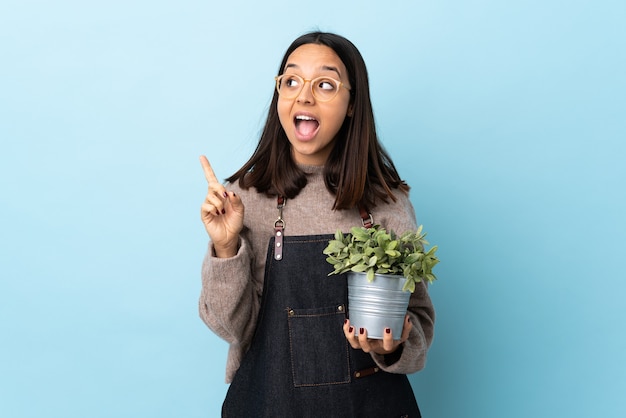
[275,74,350,102]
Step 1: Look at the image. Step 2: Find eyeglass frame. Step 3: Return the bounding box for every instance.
[274,74,351,102]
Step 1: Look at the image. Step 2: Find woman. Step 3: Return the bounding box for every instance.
[199,31,434,417]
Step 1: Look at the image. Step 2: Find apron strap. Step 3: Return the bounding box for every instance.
[274,196,286,260]
[358,204,373,228]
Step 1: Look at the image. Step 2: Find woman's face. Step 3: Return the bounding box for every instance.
[277,44,352,166]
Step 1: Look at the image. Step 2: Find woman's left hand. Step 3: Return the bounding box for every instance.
[343,315,412,355]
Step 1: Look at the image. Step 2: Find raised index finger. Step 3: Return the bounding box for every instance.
[199,155,219,185]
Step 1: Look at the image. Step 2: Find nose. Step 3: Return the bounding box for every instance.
[296,79,315,104]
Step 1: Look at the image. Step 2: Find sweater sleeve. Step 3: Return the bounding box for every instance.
[369,192,436,374]
[198,233,261,349]
[370,280,435,374]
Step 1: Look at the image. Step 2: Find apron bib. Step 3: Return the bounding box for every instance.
[222,233,421,417]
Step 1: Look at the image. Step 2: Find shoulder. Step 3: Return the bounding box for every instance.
[372,189,418,235]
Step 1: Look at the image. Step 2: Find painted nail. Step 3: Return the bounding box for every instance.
[232,192,236,196]
[385,328,391,334]
[223,191,228,198]
[359,328,365,335]
[215,210,220,216]
[348,326,354,333]
[221,208,226,214]
[344,319,348,325]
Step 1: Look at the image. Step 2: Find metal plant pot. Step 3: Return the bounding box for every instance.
[346,272,411,340]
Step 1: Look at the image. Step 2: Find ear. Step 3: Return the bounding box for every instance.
[347,104,354,118]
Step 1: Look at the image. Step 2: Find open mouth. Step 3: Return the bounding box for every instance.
[294,115,320,139]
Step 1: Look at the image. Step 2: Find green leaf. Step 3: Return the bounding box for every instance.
[385,249,401,258]
[350,227,370,242]
[349,254,363,264]
[351,264,368,273]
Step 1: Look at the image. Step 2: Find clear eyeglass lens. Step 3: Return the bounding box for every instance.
[313,78,339,100]
[277,75,340,101]
[277,75,302,97]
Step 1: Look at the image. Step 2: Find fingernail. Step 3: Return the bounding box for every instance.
[359,328,365,335]
[348,326,354,333]
[221,208,226,214]
[385,328,391,334]
[344,319,348,325]
[215,210,220,216]
[223,191,228,198]
[232,192,236,197]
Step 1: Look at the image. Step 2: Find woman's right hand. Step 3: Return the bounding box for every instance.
[200,155,245,257]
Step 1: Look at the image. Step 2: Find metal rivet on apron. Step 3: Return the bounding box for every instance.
[337,305,344,312]
[288,309,294,316]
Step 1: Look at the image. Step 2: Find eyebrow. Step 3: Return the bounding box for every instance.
[284,63,342,78]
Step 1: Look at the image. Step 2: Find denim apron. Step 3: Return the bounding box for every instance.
[222,231,421,417]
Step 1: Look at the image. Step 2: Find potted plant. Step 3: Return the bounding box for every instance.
[323,224,439,339]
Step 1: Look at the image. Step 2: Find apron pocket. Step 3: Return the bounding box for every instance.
[287,304,350,387]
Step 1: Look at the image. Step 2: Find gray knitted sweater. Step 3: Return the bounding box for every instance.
[199,165,435,383]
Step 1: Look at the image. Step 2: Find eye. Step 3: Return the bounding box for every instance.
[283,75,301,89]
[316,78,338,91]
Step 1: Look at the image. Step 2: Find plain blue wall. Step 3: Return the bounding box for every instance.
[1,1,624,417]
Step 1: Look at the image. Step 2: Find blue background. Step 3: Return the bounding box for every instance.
[1,1,624,417]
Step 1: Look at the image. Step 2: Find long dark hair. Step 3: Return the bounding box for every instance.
[226,31,409,210]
